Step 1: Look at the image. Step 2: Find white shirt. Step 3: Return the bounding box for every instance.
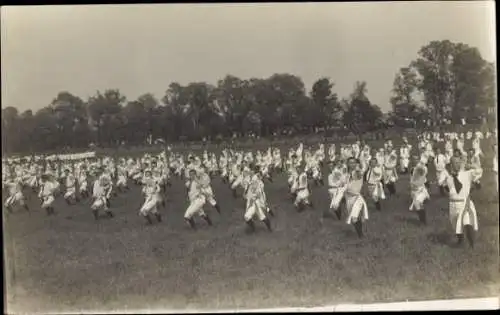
[446,170,473,201]
[297,172,308,190]
[92,180,107,198]
[365,166,383,185]
[39,180,58,198]
[434,154,447,171]
[328,168,345,188]
[188,179,203,202]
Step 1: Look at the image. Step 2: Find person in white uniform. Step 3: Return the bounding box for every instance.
[78,164,89,199]
[466,148,483,190]
[434,148,449,196]
[39,174,58,216]
[294,165,313,212]
[409,156,430,225]
[399,138,412,174]
[445,156,479,248]
[139,170,162,225]
[344,158,369,238]
[63,168,78,205]
[184,168,213,230]
[90,170,114,220]
[364,157,385,211]
[198,167,221,214]
[383,150,398,196]
[4,173,29,213]
[326,161,347,220]
[243,165,272,232]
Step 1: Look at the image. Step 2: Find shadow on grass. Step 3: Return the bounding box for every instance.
[340,228,359,239]
[426,230,454,247]
[394,215,422,227]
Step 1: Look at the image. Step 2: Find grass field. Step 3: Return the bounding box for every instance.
[3,145,500,313]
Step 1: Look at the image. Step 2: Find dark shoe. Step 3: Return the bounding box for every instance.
[354,220,364,238]
[203,215,213,226]
[417,209,427,225]
[245,220,256,233]
[185,218,196,230]
[464,225,474,249]
[334,209,342,220]
[263,218,272,231]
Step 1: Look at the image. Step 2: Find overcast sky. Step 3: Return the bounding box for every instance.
[1,2,496,113]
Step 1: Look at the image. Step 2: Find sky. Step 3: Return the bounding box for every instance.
[1,2,496,113]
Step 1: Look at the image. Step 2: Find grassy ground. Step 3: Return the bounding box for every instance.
[3,145,499,313]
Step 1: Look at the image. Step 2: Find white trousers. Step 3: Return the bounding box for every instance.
[449,199,479,234]
[436,169,448,186]
[116,175,127,187]
[294,188,310,205]
[244,198,267,221]
[367,182,386,202]
[184,196,206,219]
[203,189,217,206]
[345,194,368,224]
[471,168,483,183]
[5,192,25,208]
[28,176,38,188]
[79,181,88,192]
[400,158,409,171]
[312,168,321,180]
[409,186,429,211]
[383,169,397,184]
[231,176,242,190]
[290,180,298,194]
[140,195,158,216]
[91,196,108,211]
[261,166,270,178]
[328,187,345,210]
[41,195,55,209]
[64,186,76,199]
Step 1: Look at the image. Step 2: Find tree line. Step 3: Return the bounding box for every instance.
[2,40,496,155]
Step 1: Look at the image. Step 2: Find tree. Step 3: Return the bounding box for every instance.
[450,45,493,124]
[87,89,126,147]
[2,107,20,153]
[137,93,160,143]
[183,82,218,140]
[310,78,342,129]
[122,100,149,145]
[161,82,189,141]
[480,62,496,127]
[32,107,59,152]
[3,44,492,156]
[50,92,88,149]
[409,40,493,126]
[343,81,383,134]
[18,110,36,153]
[254,74,307,136]
[390,67,426,127]
[214,75,250,137]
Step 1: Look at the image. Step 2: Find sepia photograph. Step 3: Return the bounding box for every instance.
[1,2,498,313]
